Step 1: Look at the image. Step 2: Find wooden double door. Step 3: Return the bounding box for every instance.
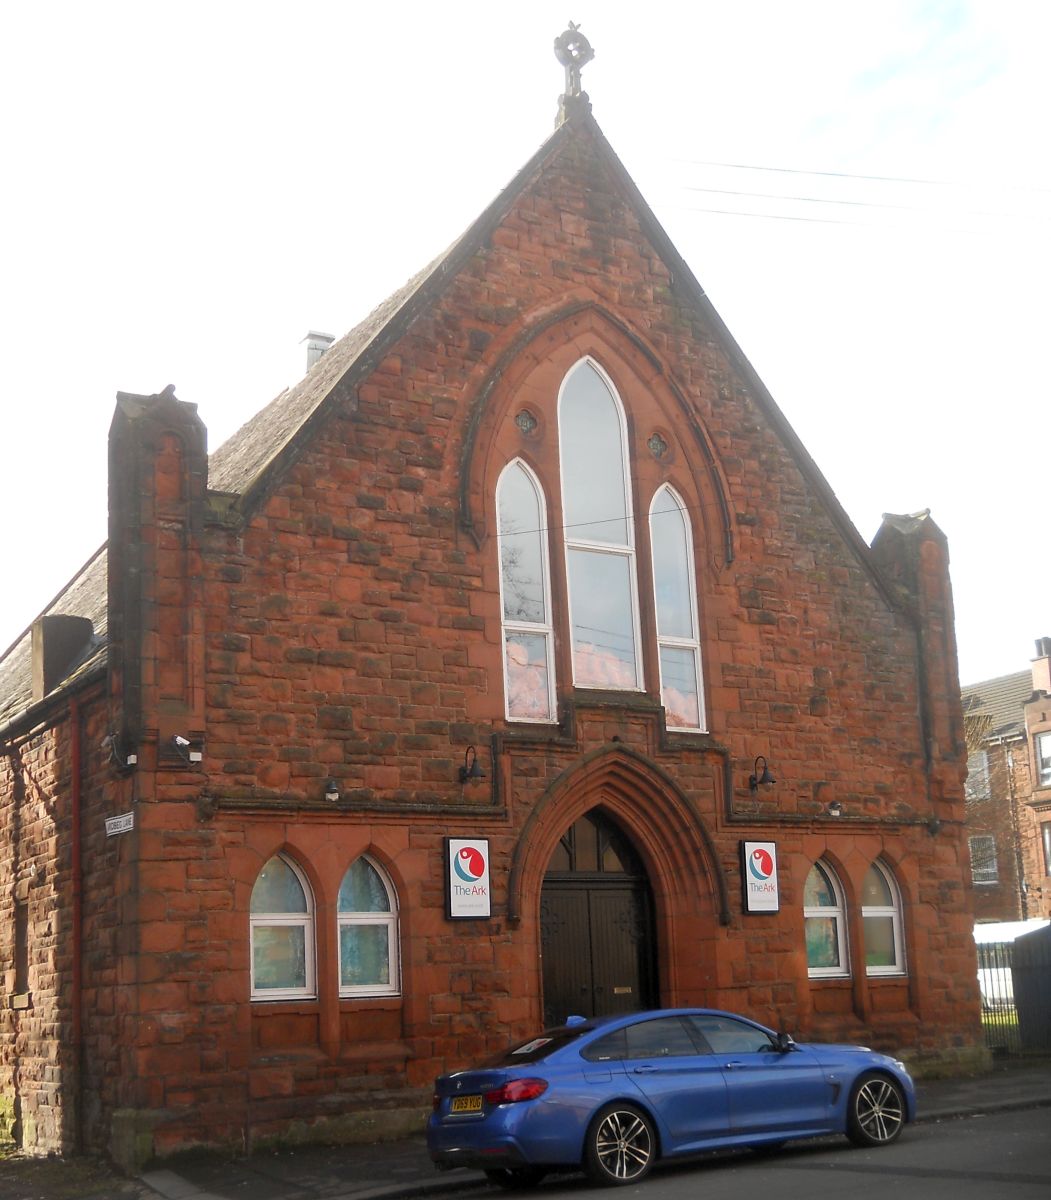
[540,811,657,1026]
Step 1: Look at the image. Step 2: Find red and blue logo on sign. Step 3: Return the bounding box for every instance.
[747,846,774,881]
[453,845,486,883]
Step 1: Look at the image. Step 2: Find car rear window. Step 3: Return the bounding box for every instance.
[483,1027,591,1066]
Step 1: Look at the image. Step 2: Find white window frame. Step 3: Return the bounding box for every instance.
[862,860,906,977]
[969,834,999,886]
[250,854,316,1002]
[648,484,705,732]
[558,357,643,693]
[496,458,557,723]
[965,749,990,804]
[337,856,401,999]
[804,860,850,979]
[1036,731,1051,788]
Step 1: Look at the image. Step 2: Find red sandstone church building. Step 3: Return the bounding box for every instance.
[2,30,982,1166]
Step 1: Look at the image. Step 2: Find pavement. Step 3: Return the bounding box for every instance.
[1,1060,1049,1200]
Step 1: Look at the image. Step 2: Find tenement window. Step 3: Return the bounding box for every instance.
[1036,731,1051,788]
[250,854,316,1000]
[337,856,400,997]
[969,835,999,886]
[965,750,990,804]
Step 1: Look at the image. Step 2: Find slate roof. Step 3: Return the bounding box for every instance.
[961,670,1032,741]
[0,546,108,727]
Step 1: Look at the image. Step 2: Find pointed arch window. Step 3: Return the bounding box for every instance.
[649,485,704,730]
[497,459,556,721]
[803,860,849,978]
[862,860,906,976]
[558,359,642,692]
[338,856,400,997]
[250,854,316,1000]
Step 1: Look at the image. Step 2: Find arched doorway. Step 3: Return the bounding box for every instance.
[540,810,658,1025]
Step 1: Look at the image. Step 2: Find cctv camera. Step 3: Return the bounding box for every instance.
[173,735,190,747]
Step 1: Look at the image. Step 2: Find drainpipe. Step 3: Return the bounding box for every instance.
[70,696,84,1153]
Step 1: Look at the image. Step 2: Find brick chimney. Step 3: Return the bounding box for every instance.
[1033,637,1051,696]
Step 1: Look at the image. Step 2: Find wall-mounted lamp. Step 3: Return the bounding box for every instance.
[458,745,486,785]
[826,800,843,817]
[748,755,776,793]
[324,778,340,803]
[172,734,203,763]
[927,816,943,836]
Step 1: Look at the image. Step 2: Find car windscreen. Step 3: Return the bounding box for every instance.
[482,1027,592,1067]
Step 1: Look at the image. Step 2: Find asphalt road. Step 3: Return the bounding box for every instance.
[519,1107,1051,1200]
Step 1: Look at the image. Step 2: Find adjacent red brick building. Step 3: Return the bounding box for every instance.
[962,640,1051,923]
[1,68,982,1166]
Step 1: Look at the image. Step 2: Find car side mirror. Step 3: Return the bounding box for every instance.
[774,1031,797,1054]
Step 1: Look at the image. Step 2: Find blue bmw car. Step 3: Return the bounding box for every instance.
[428,1008,915,1187]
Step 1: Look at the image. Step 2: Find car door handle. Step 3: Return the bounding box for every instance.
[724,1061,745,1070]
[632,1065,658,1074]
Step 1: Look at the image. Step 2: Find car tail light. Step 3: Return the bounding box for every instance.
[484,1078,548,1105]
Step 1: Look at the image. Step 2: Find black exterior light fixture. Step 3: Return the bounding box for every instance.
[324,778,340,803]
[749,755,776,793]
[827,800,843,817]
[458,745,486,785]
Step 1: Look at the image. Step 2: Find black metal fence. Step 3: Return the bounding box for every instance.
[977,941,1020,1055]
[978,928,1051,1056]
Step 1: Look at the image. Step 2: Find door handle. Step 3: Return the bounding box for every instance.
[724,1061,745,1070]
[633,1065,658,1074]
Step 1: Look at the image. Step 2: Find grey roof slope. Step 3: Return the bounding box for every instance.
[0,546,108,728]
[961,670,1032,740]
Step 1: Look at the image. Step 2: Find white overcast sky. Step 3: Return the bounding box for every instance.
[2,1,1048,686]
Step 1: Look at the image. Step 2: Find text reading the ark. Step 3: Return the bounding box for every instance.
[445,838,492,920]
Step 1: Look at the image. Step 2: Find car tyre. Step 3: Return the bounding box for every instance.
[584,1103,656,1187]
[484,1168,547,1189]
[847,1072,906,1147]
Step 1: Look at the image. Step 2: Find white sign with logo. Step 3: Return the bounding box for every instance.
[445,837,491,919]
[741,840,779,913]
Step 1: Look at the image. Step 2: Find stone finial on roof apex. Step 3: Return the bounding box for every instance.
[555,22,594,125]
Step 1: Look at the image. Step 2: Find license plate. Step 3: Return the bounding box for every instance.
[450,1094,483,1114]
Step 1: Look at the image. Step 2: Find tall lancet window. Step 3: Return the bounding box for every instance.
[497,459,556,721]
[649,485,705,730]
[558,359,642,691]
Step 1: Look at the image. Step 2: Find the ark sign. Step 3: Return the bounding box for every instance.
[445,838,492,920]
[740,840,779,913]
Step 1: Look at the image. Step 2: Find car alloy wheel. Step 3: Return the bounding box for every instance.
[847,1072,906,1146]
[585,1103,656,1186]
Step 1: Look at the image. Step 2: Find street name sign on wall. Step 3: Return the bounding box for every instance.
[741,840,779,913]
[105,811,135,837]
[445,837,491,919]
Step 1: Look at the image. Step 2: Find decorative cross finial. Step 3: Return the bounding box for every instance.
[554,22,594,99]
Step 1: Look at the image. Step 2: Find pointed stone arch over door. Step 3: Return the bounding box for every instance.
[540,810,658,1025]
